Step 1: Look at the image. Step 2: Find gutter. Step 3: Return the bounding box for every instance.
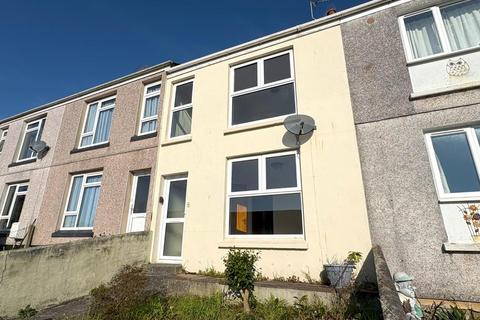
[0,60,176,125]
[167,0,403,74]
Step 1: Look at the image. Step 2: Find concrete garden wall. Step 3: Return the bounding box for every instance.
[0,232,150,317]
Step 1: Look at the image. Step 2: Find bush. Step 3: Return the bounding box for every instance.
[89,265,155,320]
[223,249,260,313]
[18,305,37,319]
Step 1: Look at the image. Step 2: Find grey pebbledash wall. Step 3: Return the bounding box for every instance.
[341,0,480,302]
[0,232,151,317]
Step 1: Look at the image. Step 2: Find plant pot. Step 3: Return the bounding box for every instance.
[323,264,355,288]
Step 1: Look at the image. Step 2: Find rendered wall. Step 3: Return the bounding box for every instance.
[32,71,167,245]
[342,0,480,302]
[0,232,151,317]
[150,26,372,280]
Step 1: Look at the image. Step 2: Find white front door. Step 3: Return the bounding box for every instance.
[159,177,187,262]
[127,173,151,233]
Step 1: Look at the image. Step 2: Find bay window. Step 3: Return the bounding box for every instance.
[227,151,303,236]
[80,97,115,148]
[230,50,296,126]
[61,172,102,229]
[400,0,480,61]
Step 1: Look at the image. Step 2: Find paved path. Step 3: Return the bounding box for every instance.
[33,297,89,320]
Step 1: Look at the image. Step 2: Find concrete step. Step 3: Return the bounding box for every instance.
[145,263,183,276]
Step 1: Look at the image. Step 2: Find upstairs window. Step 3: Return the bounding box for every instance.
[18,118,45,162]
[0,183,28,230]
[426,127,480,201]
[230,51,296,126]
[0,129,7,153]
[169,80,193,138]
[139,82,161,135]
[61,172,102,230]
[227,151,303,236]
[400,0,480,60]
[80,97,115,148]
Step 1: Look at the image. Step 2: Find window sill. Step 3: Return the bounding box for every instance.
[224,119,285,135]
[410,81,480,100]
[406,46,480,67]
[443,242,480,253]
[130,132,157,142]
[218,239,308,250]
[8,158,37,167]
[70,143,110,154]
[161,136,192,147]
[51,230,94,238]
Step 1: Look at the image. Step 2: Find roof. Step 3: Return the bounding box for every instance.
[0,60,176,125]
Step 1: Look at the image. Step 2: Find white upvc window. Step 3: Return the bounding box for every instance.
[0,129,8,153]
[61,172,102,230]
[168,80,193,139]
[425,127,480,201]
[226,150,304,238]
[139,82,161,135]
[17,118,46,162]
[399,0,480,62]
[229,50,296,127]
[79,96,115,148]
[0,183,28,230]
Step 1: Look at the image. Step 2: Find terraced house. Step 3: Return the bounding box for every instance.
[0,61,174,246]
[148,13,373,278]
[1,0,479,314]
[342,0,480,303]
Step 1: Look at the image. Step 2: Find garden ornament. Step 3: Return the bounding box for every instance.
[393,272,423,320]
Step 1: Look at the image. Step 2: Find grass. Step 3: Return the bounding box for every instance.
[57,293,382,320]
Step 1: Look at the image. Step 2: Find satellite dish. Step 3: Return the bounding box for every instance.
[284,114,316,136]
[29,140,50,159]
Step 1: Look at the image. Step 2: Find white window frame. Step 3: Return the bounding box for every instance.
[399,0,480,63]
[229,50,297,127]
[61,172,103,231]
[79,96,116,149]
[138,81,161,136]
[425,127,480,202]
[225,150,304,239]
[0,129,8,153]
[168,79,194,140]
[0,183,28,230]
[17,118,46,162]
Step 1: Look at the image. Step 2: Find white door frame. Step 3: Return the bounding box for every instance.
[126,173,150,233]
[158,176,187,263]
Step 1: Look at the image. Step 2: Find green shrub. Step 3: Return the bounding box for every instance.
[223,249,259,313]
[18,305,37,319]
[89,265,155,320]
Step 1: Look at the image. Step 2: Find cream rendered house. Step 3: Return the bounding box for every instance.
[149,21,372,279]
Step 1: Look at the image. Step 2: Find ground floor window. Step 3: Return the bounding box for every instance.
[425,127,480,201]
[227,151,303,236]
[0,183,28,230]
[61,172,102,230]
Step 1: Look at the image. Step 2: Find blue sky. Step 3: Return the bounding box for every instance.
[0,0,368,119]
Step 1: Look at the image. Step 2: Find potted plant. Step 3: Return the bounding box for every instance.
[323,251,362,288]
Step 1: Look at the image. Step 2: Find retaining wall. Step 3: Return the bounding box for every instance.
[0,232,150,317]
